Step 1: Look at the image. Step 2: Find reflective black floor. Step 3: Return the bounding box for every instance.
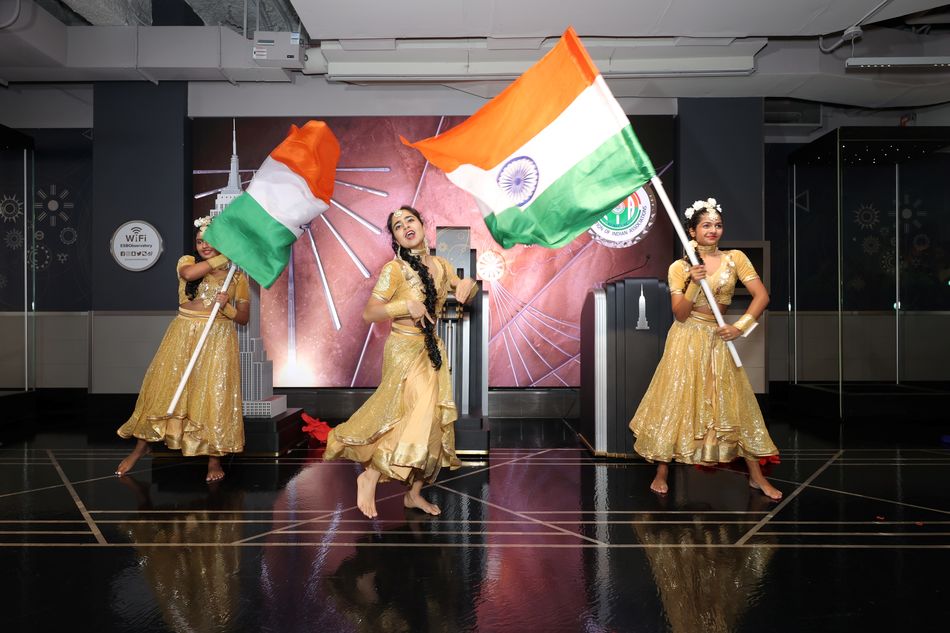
[1,399,948,632]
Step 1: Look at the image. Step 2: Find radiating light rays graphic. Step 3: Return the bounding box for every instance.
[297,173,388,338]
[489,280,581,387]
[486,243,592,387]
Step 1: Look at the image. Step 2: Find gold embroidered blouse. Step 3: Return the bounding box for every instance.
[667,250,759,307]
[371,257,461,316]
[176,255,250,308]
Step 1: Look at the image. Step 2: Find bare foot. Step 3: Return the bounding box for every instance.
[746,458,782,500]
[206,457,225,483]
[403,491,441,515]
[115,441,150,476]
[650,462,669,495]
[749,479,783,500]
[356,470,380,518]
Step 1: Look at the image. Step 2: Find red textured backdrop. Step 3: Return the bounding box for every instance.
[193,116,674,387]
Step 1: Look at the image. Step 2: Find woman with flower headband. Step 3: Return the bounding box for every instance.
[324,205,477,518]
[115,215,250,482]
[629,198,782,500]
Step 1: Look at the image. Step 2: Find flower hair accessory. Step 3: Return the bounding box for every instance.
[684,197,722,220]
[194,215,212,237]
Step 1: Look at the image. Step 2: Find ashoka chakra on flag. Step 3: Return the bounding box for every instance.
[496,156,539,207]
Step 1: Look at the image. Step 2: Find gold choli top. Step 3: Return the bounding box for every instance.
[667,250,759,307]
[176,255,250,308]
[371,256,461,316]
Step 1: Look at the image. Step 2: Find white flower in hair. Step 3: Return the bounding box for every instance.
[707,197,717,206]
[684,208,694,219]
[692,200,705,210]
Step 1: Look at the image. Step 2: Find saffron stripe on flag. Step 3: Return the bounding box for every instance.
[402,26,598,172]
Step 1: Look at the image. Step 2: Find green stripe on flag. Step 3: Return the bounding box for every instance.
[484,126,655,249]
[202,192,297,288]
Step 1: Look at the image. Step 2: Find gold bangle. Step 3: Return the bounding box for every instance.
[384,300,410,319]
[684,283,701,302]
[207,254,230,270]
[221,303,237,319]
[734,313,757,335]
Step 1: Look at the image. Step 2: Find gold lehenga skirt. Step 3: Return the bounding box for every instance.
[629,312,778,464]
[117,308,244,457]
[324,322,461,484]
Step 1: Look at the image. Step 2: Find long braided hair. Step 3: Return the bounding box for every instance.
[387,205,442,371]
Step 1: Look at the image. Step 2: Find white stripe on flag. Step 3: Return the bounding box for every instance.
[246,157,330,235]
[446,76,630,217]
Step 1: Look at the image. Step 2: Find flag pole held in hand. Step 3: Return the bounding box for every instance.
[166,265,238,416]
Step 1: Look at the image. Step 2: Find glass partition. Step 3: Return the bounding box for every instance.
[789,131,840,398]
[789,127,950,418]
[0,127,36,396]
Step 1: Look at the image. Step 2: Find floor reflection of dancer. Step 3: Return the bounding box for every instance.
[116,475,244,631]
[635,488,776,633]
[325,205,476,518]
[629,198,782,500]
[115,215,249,482]
[324,510,467,632]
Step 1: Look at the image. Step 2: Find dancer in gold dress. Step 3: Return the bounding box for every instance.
[629,198,782,500]
[324,205,475,518]
[115,215,249,482]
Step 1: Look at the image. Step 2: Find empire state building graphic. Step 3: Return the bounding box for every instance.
[211,121,286,419]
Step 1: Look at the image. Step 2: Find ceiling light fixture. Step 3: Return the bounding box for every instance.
[845,56,950,69]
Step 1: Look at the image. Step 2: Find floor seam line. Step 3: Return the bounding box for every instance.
[735,449,844,546]
[45,449,107,545]
[433,484,608,546]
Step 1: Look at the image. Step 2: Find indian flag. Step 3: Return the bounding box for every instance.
[402,27,655,249]
[203,120,340,288]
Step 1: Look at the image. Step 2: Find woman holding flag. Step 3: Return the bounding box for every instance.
[629,199,782,500]
[324,206,476,519]
[115,215,249,482]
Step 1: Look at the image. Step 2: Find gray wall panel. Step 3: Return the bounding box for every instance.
[92,82,190,311]
[678,98,764,241]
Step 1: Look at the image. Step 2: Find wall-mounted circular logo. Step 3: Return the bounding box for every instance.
[589,186,656,248]
[110,220,163,271]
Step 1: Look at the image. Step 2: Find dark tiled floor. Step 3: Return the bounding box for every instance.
[1,399,948,632]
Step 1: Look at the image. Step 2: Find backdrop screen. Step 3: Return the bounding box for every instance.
[193,116,675,387]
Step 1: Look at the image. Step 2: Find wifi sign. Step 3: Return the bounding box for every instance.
[111,220,164,272]
[125,226,146,242]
